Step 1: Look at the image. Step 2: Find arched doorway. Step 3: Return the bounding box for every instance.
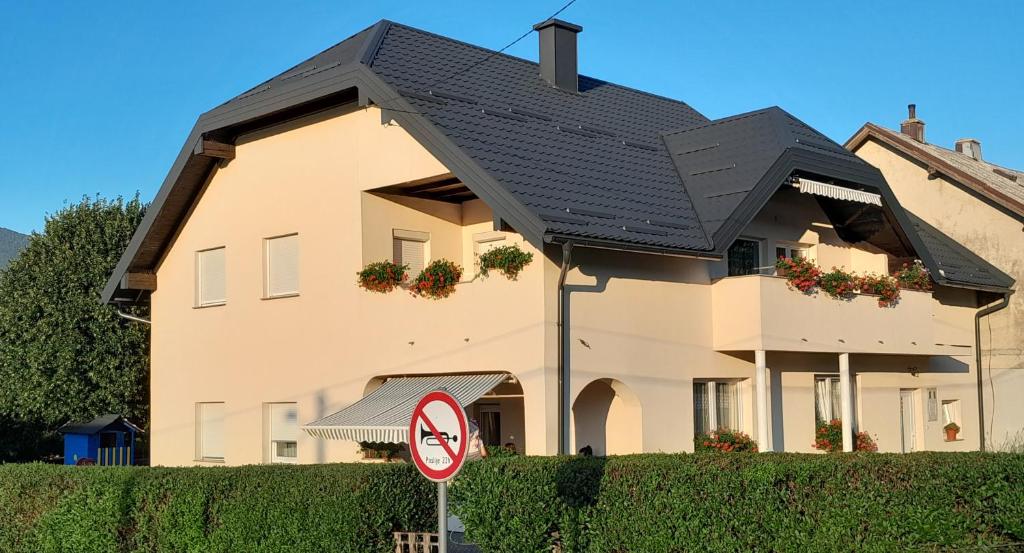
[572,379,643,456]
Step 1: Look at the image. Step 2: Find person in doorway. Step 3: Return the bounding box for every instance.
[467,419,489,461]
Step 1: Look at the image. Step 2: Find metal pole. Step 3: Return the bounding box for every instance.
[437,481,447,553]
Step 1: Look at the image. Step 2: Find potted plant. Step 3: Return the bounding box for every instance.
[813,419,878,452]
[478,244,534,280]
[694,429,759,453]
[944,422,960,441]
[819,267,858,300]
[775,256,821,293]
[411,259,463,299]
[894,261,932,291]
[357,260,408,293]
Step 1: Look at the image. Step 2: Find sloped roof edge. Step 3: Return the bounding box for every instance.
[846,123,1024,220]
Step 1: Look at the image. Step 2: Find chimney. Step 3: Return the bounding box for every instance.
[533,19,582,92]
[900,103,926,143]
[955,138,983,161]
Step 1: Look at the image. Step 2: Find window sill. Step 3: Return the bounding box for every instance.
[193,302,226,309]
[195,458,225,464]
[262,293,300,301]
[944,438,965,442]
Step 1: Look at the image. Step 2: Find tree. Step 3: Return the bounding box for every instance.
[0,196,148,461]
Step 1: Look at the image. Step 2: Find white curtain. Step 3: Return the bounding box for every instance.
[693,383,709,435]
[815,379,831,423]
[943,403,953,425]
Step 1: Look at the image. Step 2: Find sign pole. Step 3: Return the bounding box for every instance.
[437,481,447,553]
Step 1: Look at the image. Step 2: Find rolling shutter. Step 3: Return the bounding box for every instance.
[196,248,226,306]
[266,234,299,297]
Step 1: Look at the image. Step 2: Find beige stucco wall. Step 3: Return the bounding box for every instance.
[147,104,989,466]
[150,105,551,466]
[854,138,1024,450]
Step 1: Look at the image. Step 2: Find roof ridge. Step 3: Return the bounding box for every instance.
[869,124,1023,175]
[377,21,708,119]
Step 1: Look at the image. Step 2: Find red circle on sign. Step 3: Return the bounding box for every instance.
[408,390,469,482]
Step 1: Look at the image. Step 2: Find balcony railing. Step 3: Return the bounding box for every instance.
[711,275,947,355]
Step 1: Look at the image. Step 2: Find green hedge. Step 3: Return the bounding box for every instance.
[2,454,1023,552]
[451,453,1024,552]
[0,463,434,553]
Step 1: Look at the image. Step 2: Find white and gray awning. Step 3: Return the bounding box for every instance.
[302,373,509,443]
[794,177,882,206]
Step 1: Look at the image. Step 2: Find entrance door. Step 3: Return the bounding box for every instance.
[899,389,917,453]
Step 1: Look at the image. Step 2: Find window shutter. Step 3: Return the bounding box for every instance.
[197,248,226,306]
[269,403,299,442]
[393,237,427,276]
[266,235,299,297]
[198,403,225,459]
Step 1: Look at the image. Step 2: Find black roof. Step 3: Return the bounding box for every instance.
[101,20,1013,301]
[905,212,1015,291]
[57,414,142,435]
[0,227,28,269]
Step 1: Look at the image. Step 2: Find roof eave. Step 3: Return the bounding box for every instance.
[846,124,1024,221]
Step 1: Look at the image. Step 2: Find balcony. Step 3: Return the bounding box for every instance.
[711,275,950,355]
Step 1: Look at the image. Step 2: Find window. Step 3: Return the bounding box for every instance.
[814,376,842,423]
[727,239,761,276]
[264,234,299,298]
[477,404,502,447]
[942,399,962,431]
[774,243,807,262]
[196,402,225,461]
[195,247,226,306]
[473,231,507,259]
[926,388,938,422]
[393,229,429,277]
[267,402,298,463]
[693,380,740,435]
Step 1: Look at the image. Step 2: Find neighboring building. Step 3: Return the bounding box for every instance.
[103,20,1013,466]
[0,227,29,269]
[847,106,1024,450]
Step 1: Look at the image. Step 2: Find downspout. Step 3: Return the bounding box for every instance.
[117,309,152,325]
[557,240,573,455]
[974,292,1010,451]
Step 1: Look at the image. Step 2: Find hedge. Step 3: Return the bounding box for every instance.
[0,463,434,553]
[451,453,1024,552]
[2,453,1022,552]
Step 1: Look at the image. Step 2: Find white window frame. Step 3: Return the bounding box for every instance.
[196,402,225,462]
[693,379,742,435]
[263,233,300,299]
[266,402,299,464]
[814,374,857,426]
[195,247,226,307]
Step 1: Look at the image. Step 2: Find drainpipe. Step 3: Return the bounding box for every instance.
[557,240,573,455]
[117,309,152,325]
[974,292,1010,451]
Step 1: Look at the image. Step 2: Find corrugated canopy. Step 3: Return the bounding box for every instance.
[302,373,509,443]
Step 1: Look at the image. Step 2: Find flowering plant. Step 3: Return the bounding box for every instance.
[695,429,759,453]
[776,256,821,293]
[356,260,408,293]
[894,261,932,291]
[478,244,534,280]
[411,259,463,300]
[819,267,858,300]
[858,273,901,307]
[813,419,878,453]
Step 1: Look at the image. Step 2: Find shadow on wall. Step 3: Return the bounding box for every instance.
[572,379,643,456]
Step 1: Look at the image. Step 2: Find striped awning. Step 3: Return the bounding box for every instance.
[302,373,509,443]
[795,177,882,206]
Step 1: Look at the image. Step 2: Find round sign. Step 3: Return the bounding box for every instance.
[408,390,469,482]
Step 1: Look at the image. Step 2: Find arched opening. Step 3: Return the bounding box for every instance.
[572,379,643,456]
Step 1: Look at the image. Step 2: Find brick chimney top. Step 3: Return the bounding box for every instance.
[900,103,925,143]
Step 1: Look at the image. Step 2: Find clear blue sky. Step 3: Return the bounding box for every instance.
[1,0,1021,234]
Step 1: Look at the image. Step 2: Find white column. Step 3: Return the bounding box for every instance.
[839,353,853,452]
[755,350,770,452]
